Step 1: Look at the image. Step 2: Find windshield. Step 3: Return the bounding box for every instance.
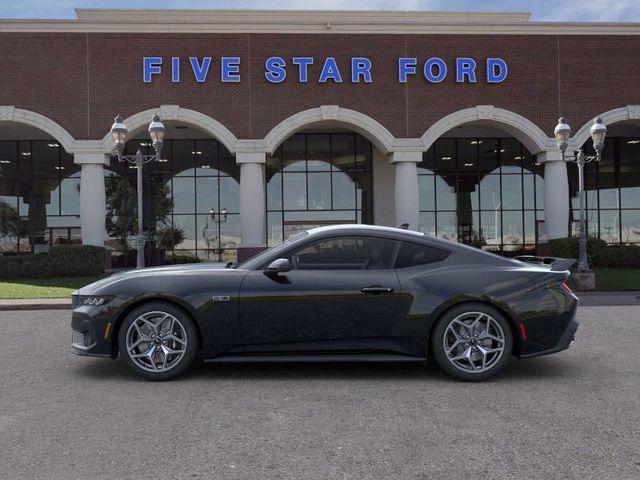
[238,231,309,269]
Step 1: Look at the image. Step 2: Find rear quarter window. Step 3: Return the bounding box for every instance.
[394,241,450,268]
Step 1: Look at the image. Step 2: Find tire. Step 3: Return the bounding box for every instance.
[118,301,198,381]
[431,303,513,382]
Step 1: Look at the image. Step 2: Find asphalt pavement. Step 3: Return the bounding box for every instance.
[0,307,639,480]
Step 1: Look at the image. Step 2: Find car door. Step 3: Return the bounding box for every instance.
[238,235,402,353]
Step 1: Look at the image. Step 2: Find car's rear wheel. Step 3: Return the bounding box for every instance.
[118,302,198,381]
[432,303,512,382]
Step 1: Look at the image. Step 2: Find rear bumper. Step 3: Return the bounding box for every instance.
[518,316,579,359]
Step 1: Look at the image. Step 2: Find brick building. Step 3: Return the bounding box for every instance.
[1,9,640,262]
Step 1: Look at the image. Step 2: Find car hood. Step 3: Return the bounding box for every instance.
[75,263,242,295]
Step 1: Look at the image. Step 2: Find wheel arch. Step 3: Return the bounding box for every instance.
[425,298,522,358]
[109,296,203,358]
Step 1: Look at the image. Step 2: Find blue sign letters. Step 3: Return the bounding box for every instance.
[292,57,314,82]
[143,56,508,84]
[319,57,343,83]
[424,57,447,83]
[189,57,211,83]
[398,58,417,83]
[487,58,508,83]
[265,56,287,83]
[143,57,162,83]
[351,58,372,83]
[221,57,241,82]
[171,57,180,83]
[456,58,477,83]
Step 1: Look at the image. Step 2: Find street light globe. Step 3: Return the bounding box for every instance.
[590,117,607,153]
[148,113,166,151]
[110,115,128,149]
[554,117,571,152]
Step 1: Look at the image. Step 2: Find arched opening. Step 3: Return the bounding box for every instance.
[572,120,640,244]
[418,123,544,255]
[106,121,240,266]
[0,122,80,254]
[262,107,396,246]
[265,128,376,246]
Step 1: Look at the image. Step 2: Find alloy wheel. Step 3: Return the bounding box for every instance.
[125,311,188,372]
[443,311,506,373]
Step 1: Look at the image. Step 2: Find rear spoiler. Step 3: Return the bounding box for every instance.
[515,256,577,272]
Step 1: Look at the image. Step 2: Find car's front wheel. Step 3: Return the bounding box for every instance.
[118,302,198,381]
[432,303,513,382]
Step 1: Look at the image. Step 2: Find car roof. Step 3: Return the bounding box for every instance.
[307,224,425,238]
[241,223,517,269]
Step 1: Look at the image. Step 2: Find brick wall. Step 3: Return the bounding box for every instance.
[1,32,640,142]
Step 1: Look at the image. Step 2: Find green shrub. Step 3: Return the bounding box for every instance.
[549,236,607,260]
[157,226,185,252]
[0,245,106,279]
[549,237,640,268]
[592,245,640,269]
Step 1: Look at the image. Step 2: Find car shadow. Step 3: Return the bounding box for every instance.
[71,355,574,384]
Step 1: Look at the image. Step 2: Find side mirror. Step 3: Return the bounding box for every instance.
[264,258,292,276]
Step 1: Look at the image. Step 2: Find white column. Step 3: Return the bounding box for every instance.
[75,152,109,246]
[372,147,395,227]
[391,151,421,231]
[237,151,266,247]
[539,151,569,239]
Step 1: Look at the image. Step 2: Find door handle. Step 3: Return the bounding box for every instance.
[360,286,394,294]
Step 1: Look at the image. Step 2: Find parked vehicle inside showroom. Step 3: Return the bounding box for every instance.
[71,224,579,381]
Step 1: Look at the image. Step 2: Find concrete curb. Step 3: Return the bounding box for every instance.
[0,299,71,311]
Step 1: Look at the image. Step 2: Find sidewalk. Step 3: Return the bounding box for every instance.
[1,291,640,311]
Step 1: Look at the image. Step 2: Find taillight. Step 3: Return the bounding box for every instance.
[561,280,574,295]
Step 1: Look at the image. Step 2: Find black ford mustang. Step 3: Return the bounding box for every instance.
[71,225,579,381]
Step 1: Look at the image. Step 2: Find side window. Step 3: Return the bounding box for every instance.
[394,241,450,268]
[287,236,397,270]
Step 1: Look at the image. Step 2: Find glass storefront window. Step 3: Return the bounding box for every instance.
[0,140,81,254]
[621,210,640,243]
[419,137,543,253]
[266,133,373,245]
[107,138,239,262]
[569,137,640,244]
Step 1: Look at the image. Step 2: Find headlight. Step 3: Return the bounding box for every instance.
[83,296,106,306]
[76,295,113,307]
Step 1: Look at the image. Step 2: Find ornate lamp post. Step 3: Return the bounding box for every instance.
[202,207,229,259]
[110,114,166,268]
[554,116,607,273]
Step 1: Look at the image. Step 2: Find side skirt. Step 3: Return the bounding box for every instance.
[204,353,425,364]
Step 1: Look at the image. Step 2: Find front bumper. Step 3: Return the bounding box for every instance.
[518,316,579,359]
[70,307,117,358]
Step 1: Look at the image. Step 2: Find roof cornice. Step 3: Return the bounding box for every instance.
[0,9,639,35]
[75,9,533,24]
